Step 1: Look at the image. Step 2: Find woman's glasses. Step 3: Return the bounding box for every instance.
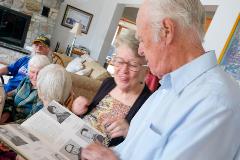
[112,56,145,72]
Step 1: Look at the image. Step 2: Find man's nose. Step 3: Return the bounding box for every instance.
[138,47,144,56]
[138,51,144,56]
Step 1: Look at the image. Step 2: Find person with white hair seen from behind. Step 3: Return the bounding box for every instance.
[0,55,50,123]
[14,64,73,160]
[80,0,240,160]
[36,64,73,110]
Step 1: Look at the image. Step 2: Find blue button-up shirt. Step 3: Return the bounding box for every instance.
[114,51,240,160]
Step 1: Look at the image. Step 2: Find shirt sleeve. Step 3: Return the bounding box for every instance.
[159,96,240,160]
[7,56,28,76]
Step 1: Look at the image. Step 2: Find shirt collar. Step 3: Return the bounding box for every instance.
[160,51,218,94]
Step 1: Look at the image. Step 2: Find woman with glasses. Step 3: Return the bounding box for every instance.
[72,30,152,146]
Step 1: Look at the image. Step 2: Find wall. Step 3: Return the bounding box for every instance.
[203,0,240,59]
[51,0,106,57]
[52,0,133,64]
[52,0,238,65]
[95,0,238,64]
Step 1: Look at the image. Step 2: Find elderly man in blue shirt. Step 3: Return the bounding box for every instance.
[80,0,240,160]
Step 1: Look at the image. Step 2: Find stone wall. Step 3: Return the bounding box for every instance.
[0,47,25,65]
[0,0,63,47]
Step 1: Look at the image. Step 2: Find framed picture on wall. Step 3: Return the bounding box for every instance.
[218,14,240,83]
[61,5,93,34]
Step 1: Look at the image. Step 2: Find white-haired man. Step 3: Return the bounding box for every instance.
[80,0,240,160]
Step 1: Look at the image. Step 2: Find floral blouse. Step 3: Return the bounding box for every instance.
[83,94,131,137]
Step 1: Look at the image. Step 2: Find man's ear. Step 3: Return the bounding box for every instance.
[161,18,175,45]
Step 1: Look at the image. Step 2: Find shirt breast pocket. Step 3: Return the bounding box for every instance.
[149,122,162,136]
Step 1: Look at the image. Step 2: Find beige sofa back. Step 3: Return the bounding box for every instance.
[83,61,110,81]
[71,73,102,102]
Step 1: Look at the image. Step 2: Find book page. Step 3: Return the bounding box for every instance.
[0,124,68,160]
[21,100,107,160]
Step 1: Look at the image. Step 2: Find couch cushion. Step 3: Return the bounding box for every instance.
[71,73,102,102]
[75,68,93,76]
[66,57,85,73]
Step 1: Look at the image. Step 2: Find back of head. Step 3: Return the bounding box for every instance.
[37,64,72,105]
[147,0,205,42]
[28,55,51,71]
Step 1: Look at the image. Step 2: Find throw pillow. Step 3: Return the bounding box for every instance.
[66,57,84,73]
[75,68,93,77]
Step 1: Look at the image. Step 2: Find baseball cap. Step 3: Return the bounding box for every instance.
[32,35,50,47]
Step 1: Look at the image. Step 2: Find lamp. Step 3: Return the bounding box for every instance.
[68,22,82,56]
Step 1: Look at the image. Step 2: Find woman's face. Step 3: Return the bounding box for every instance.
[113,44,146,92]
[29,66,40,87]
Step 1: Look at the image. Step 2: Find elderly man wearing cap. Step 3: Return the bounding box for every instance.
[0,35,51,95]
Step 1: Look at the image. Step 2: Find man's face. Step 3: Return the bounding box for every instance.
[136,2,170,78]
[33,42,50,56]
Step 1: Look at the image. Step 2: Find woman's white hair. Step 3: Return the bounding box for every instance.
[147,0,205,42]
[115,29,140,58]
[37,64,72,105]
[28,55,51,71]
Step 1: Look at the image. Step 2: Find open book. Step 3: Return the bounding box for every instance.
[0,101,107,160]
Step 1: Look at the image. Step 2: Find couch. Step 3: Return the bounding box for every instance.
[71,61,111,101]
[55,52,111,101]
[83,61,111,81]
[71,73,103,102]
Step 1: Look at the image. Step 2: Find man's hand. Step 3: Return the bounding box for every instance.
[81,143,118,160]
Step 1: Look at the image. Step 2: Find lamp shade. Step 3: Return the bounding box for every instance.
[70,22,82,36]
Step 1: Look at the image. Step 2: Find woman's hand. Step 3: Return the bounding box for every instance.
[81,143,118,160]
[104,119,129,138]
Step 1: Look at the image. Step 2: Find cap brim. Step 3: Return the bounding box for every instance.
[32,40,48,47]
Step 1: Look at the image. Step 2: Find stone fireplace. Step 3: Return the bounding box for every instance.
[0,0,63,47]
[0,0,63,64]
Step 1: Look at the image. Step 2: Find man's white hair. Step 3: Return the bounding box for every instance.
[28,55,51,71]
[147,0,205,42]
[31,46,53,62]
[37,64,72,104]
